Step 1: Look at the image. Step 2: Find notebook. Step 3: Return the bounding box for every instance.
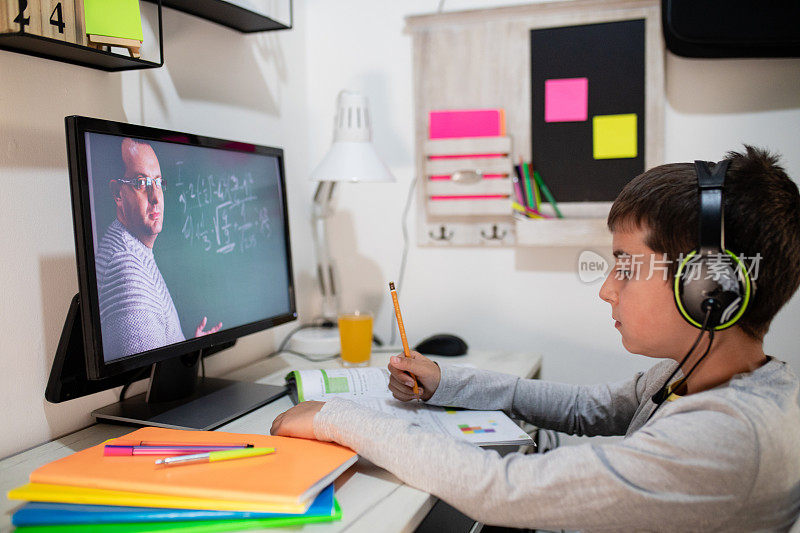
[19,427,356,512]
[8,483,307,515]
[12,484,336,526]
[11,501,342,533]
[286,368,534,446]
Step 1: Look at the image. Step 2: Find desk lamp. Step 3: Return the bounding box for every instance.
[289,90,395,356]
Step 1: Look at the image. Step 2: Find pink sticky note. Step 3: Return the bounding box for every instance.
[429,109,505,139]
[544,78,588,123]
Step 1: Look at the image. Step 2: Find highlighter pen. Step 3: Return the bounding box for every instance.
[155,447,275,466]
[112,441,254,447]
[104,444,253,457]
[389,281,420,396]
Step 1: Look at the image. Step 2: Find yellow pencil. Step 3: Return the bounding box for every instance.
[389,282,419,396]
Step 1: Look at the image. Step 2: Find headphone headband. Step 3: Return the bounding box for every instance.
[695,159,731,254]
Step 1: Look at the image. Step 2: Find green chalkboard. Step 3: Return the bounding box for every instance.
[86,132,292,341]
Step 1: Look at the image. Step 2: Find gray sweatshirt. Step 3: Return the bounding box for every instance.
[96,220,185,361]
[313,357,800,532]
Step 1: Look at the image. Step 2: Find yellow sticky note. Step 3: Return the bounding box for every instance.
[83,0,143,41]
[593,114,638,159]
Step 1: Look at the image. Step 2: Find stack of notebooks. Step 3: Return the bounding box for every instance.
[7,427,358,532]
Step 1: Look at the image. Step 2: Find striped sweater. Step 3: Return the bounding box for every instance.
[95,220,184,361]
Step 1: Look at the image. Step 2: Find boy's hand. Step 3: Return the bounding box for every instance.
[388,351,441,401]
[270,401,325,440]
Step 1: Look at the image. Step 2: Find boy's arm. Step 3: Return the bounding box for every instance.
[314,397,756,531]
[428,363,662,436]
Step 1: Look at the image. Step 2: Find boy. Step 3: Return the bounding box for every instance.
[272,146,800,531]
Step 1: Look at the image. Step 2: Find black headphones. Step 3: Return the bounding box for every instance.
[673,160,752,331]
[651,160,753,407]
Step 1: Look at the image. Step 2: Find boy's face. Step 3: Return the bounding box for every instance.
[599,226,698,358]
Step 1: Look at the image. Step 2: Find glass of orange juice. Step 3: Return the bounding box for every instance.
[338,312,373,367]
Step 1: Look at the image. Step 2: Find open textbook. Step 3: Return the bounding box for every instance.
[286,367,534,447]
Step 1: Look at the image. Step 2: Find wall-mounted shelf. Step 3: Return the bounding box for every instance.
[514,203,612,247]
[406,0,664,249]
[515,217,611,247]
[145,0,292,32]
[0,1,163,72]
[0,31,162,71]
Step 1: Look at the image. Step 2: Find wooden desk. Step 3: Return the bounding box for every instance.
[1,350,541,532]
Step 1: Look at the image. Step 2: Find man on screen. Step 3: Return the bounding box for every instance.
[96,138,222,360]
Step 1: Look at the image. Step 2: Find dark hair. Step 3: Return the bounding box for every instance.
[608,145,800,340]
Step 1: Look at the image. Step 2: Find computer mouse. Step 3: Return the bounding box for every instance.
[413,334,468,356]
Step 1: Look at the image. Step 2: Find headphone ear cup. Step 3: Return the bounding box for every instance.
[674,250,752,330]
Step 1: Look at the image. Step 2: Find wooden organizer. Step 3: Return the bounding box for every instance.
[420,135,516,246]
[406,0,664,248]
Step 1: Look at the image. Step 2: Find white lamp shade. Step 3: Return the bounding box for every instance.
[310,90,395,183]
[309,141,395,183]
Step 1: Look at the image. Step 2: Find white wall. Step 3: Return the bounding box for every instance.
[303,0,800,446]
[0,5,315,458]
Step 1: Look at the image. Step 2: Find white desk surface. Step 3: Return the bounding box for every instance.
[1,350,541,533]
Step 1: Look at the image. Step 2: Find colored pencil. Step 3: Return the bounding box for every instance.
[533,170,564,218]
[520,158,535,208]
[528,163,541,208]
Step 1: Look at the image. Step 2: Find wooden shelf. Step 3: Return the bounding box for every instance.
[0,31,162,71]
[0,1,163,72]
[514,203,612,247]
[145,0,292,32]
[515,217,611,247]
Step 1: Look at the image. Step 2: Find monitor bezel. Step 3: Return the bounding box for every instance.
[65,116,297,380]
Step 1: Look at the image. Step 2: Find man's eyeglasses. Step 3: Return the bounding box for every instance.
[118,176,166,192]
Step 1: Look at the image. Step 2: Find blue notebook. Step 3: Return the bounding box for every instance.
[12,484,335,526]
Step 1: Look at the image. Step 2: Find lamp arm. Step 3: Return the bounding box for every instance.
[312,181,339,322]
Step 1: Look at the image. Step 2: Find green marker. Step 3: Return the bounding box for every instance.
[521,161,535,209]
[533,171,563,219]
[155,447,275,466]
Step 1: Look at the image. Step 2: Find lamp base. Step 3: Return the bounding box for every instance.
[287,326,340,357]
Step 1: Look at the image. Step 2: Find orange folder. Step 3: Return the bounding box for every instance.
[27,427,357,508]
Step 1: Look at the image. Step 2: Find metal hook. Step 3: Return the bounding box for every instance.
[429,225,454,241]
[481,224,507,241]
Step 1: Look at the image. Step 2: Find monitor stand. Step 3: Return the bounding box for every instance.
[47,294,288,430]
[91,358,287,431]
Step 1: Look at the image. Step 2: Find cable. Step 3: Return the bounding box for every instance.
[118,367,150,402]
[651,308,714,405]
[263,321,381,363]
[390,175,418,346]
[680,329,715,386]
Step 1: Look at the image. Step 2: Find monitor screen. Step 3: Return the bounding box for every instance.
[67,117,296,379]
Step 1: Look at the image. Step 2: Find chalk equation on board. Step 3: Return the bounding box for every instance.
[175,163,272,254]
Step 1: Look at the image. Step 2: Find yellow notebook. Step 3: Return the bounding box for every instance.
[18,427,357,510]
[8,482,309,514]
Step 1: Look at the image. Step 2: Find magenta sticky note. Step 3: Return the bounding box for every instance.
[429,109,505,139]
[544,78,588,123]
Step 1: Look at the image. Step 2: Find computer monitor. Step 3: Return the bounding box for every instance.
[46,116,297,430]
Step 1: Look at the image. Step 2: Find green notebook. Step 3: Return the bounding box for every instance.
[13,501,342,533]
[83,0,143,41]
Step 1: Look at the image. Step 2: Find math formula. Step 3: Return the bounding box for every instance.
[174,163,272,254]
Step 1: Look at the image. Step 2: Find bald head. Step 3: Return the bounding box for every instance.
[112,138,164,248]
